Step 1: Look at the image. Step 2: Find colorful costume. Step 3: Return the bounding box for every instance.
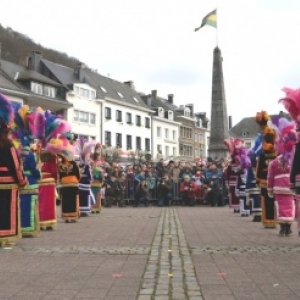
[76,139,95,216]
[0,94,27,247]
[12,105,41,237]
[255,111,277,228]
[91,161,103,213]
[267,117,296,235]
[46,135,80,223]
[246,135,263,222]
[224,138,245,212]
[20,146,41,236]
[279,87,300,236]
[39,153,58,229]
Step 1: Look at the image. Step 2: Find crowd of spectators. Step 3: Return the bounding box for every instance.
[102,157,230,208]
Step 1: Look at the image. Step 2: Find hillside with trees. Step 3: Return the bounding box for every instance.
[0,24,84,68]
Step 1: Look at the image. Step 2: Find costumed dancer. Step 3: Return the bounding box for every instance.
[12,105,41,237]
[267,116,296,236]
[91,160,103,213]
[224,138,243,212]
[256,111,277,228]
[0,94,27,247]
[37,110,61,230]
[77,138,95,216]
[245,135,263,222]
[279,87,300,236]
[46,135,80,222]
[235,142,251,216]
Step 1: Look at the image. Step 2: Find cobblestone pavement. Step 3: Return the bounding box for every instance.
[1,206,300,300]
[179,207,300,300]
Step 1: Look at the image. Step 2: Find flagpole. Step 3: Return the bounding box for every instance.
[216,8,218,47]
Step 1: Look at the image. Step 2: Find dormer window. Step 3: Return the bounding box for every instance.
[74,85,96,99]
[117,92,124,99]
[158,107,164,117]
[100,86,107,93]
[184,108,190,117]
[31,82,56,98]
[168,111,173,121]
[31,82,43,95]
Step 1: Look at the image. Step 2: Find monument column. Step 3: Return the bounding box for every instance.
[208,46,229,160]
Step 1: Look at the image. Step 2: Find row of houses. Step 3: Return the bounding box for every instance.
[0,47,210,161]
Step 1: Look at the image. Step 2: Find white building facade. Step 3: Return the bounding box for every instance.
[65,83,102,141]
[152,107,180,161]
[102,97,153,153]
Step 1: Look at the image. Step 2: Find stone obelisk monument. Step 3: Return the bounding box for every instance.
[208,46,229,160]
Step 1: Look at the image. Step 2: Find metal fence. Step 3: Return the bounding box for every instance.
[102,177,228,206]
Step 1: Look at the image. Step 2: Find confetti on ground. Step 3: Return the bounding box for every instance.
[217,272,226,277]
[168,273,173,277]
[112,273,122,278]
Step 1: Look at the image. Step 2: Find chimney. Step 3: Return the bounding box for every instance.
[167,94,174,104]
[279,111,284,118]
[228,116,232,129]
[28,50,42,71]
[186,103,194,117]
[75,62,85,81]
[151,90,157,100]
[124,80,135,89]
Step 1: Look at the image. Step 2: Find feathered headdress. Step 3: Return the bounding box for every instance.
[256,111,270,128]
[27,107,45,140]
[45,136,75,161]
[274,117,296,163]
[0,93,14,133]
[278,87,300,126]
[223,138,250,168]
[73,138,96,164]
[10,104,33,153]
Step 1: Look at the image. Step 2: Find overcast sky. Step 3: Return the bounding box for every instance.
[1,0,300,125]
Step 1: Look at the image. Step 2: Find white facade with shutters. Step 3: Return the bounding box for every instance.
[102,97,153,153]
[65,83,102,141]
[152,107,180,161]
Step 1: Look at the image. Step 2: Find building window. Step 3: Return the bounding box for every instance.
[105,107,111,119]
[91,90,96,99]
[145,138,150,151]
[184,108,190,117]
[136,137,141,150]
[172,130,176,140]
[31,82,43,95]
[165,146,169,158]
[157,127,161,138]
[79,88,90,98]
[145,117,150,128]
[44,85,56,97]
[79,111,89,123]
[116,133,122,147]
[180,126,192,139]
[245,142,251,149]
[136,115,141,126]
[157,144,162,154]
[90,113,96,125]
[179,143,193,157]
[173,147,176,157]
[116,110,122,122]
[126,113,132,124]
[165,128,169,139]
[105,131,111,146]
[126,135,132,150]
